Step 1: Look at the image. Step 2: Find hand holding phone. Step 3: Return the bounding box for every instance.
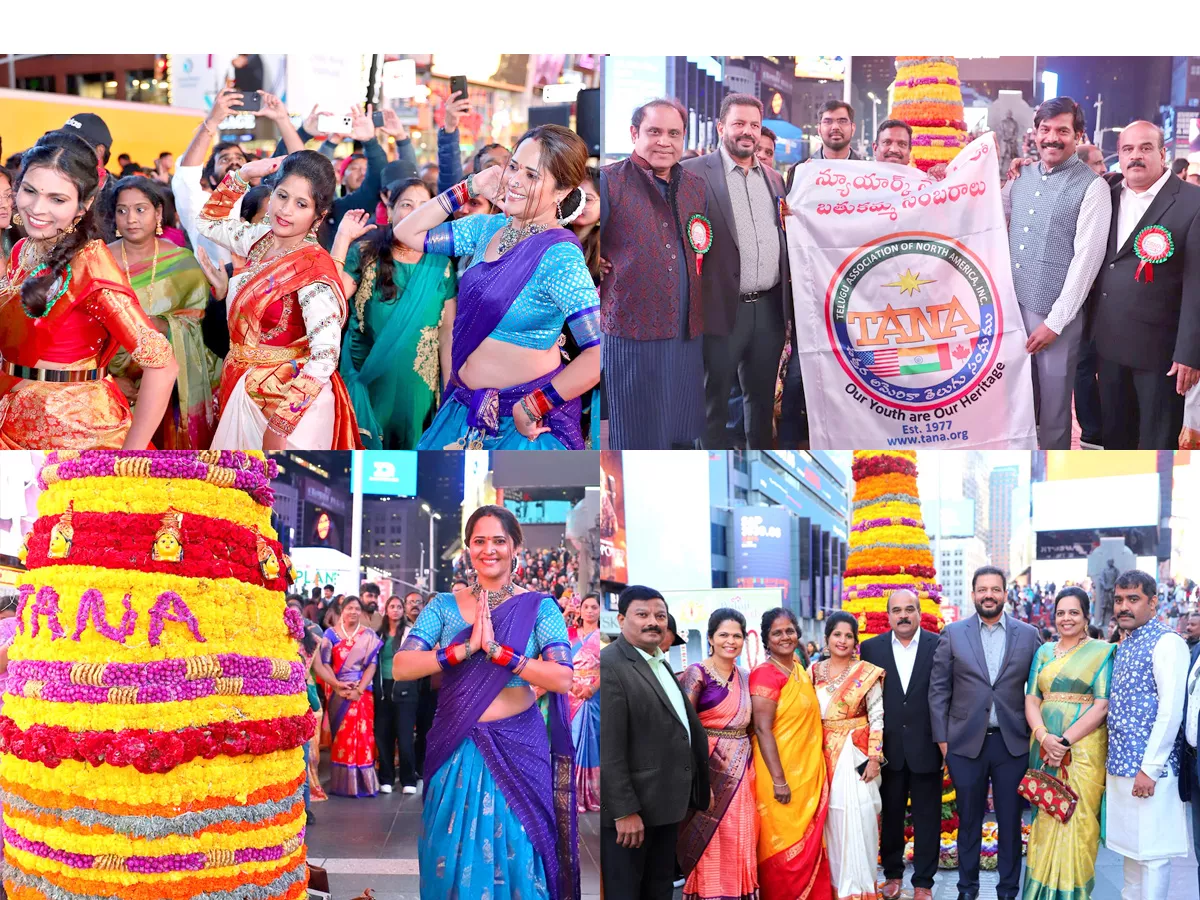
[371,110,385,128]
[236,91,263,113]
[449,76,468,103]
[318,114,354,135]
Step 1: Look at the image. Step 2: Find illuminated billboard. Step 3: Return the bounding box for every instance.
[600,450,628,584]
[1032,473,1159,531]
[624,451,712,592]
[356,451,417,497]
[1044,451,1158,481]
[731,507,794,601]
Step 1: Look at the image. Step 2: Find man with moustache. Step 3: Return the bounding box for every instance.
[1085,121,1200,449]
[601,585,708,899]
[929,566,1040,900]
[684,93,790,449]
[859,589,941,900]
[1106,569,1190,897]
[601,97,706,449]
[1004,97,1111,449]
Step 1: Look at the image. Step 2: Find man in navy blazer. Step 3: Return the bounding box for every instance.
[859,589,942,900]
[929,566,1041,900]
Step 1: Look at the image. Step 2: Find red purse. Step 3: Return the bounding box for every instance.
[1018,747,1078,823]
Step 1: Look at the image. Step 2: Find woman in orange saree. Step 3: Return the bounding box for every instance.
[677,608,758,900]
[196,151,360,450]
[0,131,177,449]
[812,611,885,900]
[750,607,833,900]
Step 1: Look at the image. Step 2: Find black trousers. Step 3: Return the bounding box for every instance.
[880,764,942,889]
[1073,337,1103,444]
[946,731,1026,898]
[702,287,786,449]
[374,682,419,787]
[414,686,438,778]
[1098,355,1185,449]
[600,822,679,900]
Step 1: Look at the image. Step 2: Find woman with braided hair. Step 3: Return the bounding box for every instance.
[0,130,178,448]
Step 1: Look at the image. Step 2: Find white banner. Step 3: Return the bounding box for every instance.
[787,135,1037,449]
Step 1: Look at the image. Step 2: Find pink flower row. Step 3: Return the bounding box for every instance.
[9,654,303,688]
[8,672,306,704]
[851,517,923,532]
[41,451,277,507]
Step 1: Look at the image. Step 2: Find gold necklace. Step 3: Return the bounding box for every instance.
[769,655,797,679]
[820,659,853,689]
[1054,636,1089,659]
[120,238,159,298]
[469,580,516,610]
[703,658,735,689]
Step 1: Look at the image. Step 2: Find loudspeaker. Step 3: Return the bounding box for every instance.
[528,104,571,130]
[576,88,600,156]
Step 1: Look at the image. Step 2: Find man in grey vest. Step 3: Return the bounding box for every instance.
[1005,97,1111,449]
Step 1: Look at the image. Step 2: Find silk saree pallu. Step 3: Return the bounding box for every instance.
[420,592,580,900]
[750,662,832,900]
[419,229,583,450]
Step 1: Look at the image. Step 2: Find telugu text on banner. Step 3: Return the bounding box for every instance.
[787,135,1037,449]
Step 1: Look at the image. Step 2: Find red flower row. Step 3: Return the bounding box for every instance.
[0,713,315,774]
[860,612,942,634]
[844,565,937,579]
[851,455,918,481]
[27,511,287,592]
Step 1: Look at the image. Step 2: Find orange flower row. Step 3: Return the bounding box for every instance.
[5,800,304,841]
[853,472,920,503]
[846,547,934,569]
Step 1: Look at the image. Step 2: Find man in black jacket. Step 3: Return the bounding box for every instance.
[601,585,708,899]
[859,589,942,900]
[1087,120,1200,448]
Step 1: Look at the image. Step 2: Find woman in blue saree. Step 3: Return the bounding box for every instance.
[394,504,580,899]
[393,125,600,450]
[316,596,383,797]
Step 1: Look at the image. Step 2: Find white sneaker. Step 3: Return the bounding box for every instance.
[402,785,417,795]
[380,784,393,794]
[673,877,686,888]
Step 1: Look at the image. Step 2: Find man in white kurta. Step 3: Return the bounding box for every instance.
[1105,570,1190,899]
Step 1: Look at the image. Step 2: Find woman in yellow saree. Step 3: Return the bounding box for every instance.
[750,607,833,900]
[1023,587,1114,900]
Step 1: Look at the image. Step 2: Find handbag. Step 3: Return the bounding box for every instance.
[1018,746,1078,823]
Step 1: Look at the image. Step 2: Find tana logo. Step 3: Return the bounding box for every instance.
[825,232,1002,411]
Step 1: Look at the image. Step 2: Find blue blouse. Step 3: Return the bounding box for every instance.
[424,214,600,352]
[401,592,572,688]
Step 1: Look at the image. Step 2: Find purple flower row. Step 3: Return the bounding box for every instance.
[41,452,277,507]
[844,582,942,599]
[851,516,923,532]
[5,825,304,873]
[912,135,965,147]
[9,654,303,688]
[896,76,960,87]
[8,672,306,704]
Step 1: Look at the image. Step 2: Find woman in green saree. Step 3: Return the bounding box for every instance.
[1023,587,1114,900]
[107,177,222,449]
[332,178,457,449]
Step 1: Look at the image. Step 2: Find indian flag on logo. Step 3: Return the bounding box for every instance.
[896,338,978,375]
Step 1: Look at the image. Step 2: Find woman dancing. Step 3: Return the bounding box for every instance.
[0,130,177,448]
[195,150,360,450]
[394,125,600,450]
[394,504,579,899]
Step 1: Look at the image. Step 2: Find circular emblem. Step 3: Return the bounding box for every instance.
[686,214,712,255]
[826,233,1002,411]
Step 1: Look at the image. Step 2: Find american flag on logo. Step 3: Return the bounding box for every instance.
[850,348,900,376]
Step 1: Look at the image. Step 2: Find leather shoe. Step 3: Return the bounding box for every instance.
[881,880,902,900]
[957,893,979,900]
[914,890,933,900]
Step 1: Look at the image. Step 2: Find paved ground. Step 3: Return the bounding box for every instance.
[308,775,1195,900]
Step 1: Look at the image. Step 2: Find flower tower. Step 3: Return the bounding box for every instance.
[2,451,312,900]
[842,450,963,865]
[891,56,968,172]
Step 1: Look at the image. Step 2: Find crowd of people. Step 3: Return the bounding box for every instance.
[0,86,600,451]
[279,513,601,897]
[600,92,1200,451]
[602,565,1200,900]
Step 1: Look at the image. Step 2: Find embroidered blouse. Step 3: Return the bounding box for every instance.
[423,214,600,352]
[400,591,572,688]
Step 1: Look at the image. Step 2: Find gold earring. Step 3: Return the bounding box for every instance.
[12,213,21,227]
[64,221,76,235]
[155,222,163,236]
[114,227,121,238]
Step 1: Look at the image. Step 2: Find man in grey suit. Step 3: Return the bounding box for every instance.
[683,92,791,449]
[929,566,1041,900]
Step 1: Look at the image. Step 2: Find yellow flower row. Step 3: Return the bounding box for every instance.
[11,567,294,663]
[914,146,960,162]
[3,690,308,733]
[39,477,276,538]
[895,61,961,81]
[895,83,965,104]
[851,501,922,525]
[6,807,303,857]
[844,572,934,589]
[849,524,929,549]
[842,597,942,616]
[5,842,304,888]
[2,748,302,807]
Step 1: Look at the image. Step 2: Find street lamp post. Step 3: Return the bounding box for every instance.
[867,92,881,152]
[420,503,442,593]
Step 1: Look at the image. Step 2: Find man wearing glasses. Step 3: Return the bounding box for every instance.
[786,100,864,192]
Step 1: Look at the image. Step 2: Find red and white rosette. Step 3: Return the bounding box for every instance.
[1133,224,1174,283]
[687,214,713,276]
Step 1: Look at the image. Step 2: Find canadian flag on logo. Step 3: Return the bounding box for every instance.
[946,338,978,363]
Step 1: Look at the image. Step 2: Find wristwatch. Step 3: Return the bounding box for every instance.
[1061,735,1072,747]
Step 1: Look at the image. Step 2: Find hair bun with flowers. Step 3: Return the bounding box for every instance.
[2,450,310,900]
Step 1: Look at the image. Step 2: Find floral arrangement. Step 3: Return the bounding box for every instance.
[2,450,311,900]
[891,57,969,172]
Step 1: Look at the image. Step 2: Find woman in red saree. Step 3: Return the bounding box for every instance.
[0,131,177,449]
[316,596,382,797]
[677,608,758,900]
[196,151,360,450]
[750,607,833,900]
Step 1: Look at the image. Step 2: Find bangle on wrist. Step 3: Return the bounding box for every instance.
[331,256,346,268]
[435,181,471,217]
[520,396,542,424]
[231,169,250,191]
[465,173,479,199]
[525,389,555,420]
